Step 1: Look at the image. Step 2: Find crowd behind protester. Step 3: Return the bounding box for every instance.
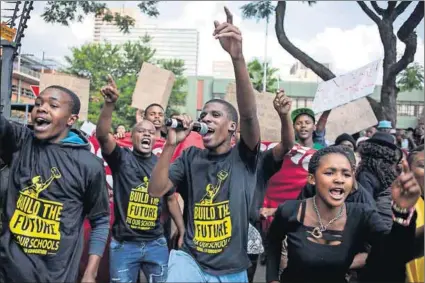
[0,7,424,283]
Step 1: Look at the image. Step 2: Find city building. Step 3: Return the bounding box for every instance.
[288,61,331,82]
[180,76,423,130]
[212,61,235,79]
[10,54,64,104]
[93,8,199,76]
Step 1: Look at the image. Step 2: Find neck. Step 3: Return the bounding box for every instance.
[155,128,162,139]
[207,139,232,156]
[313,195,343,223]
[133,149,152,158]
[42,129,70,144]
[299,137,314,148]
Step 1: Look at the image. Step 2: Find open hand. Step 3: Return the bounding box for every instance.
[213,7,243,60]
[392,160,421,209]
[166,114,193,146]
[274,89,292,116]
[100,75,119,104]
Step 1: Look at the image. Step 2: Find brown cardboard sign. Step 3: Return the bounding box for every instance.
[39,73,90,121]
[225,83,281,141]
[131,62,176,110]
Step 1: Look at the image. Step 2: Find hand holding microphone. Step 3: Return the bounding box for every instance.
[165,114,194,146]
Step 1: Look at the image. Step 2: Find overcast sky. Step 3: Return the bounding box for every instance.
[11,1,425,77]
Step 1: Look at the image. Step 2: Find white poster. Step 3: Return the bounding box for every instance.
[312,60,381,113]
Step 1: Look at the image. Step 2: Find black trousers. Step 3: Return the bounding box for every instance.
[248,254,259,283]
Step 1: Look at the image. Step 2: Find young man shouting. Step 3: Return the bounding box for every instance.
[96,76,184,282]
[0,86,110,282]
[148,7,290,282]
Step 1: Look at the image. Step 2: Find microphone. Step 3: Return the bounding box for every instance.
[164,118,212,136]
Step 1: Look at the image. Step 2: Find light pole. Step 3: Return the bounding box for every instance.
[262,17,269,93]
[0,1,34,118]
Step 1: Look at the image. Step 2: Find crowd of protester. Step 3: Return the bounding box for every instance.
[0,7,424,283]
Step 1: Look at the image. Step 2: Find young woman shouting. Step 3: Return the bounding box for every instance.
[266,146,420,283]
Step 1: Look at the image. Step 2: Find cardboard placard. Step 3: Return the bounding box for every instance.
[312,60,381,113]
[131,62,176,110]
[225,83,281,141]
[318,97,378,142]
[39,73,90,121]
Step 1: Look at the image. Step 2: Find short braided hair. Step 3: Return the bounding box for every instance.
[408,144,424,167]
[308,146,356,175]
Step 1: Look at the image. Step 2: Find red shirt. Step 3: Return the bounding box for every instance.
[263,144,317,227]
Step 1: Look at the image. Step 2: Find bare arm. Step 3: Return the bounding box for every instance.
[214,7,260,150]
[271,90,295,161]
[148,143,176,198]
[96,75,119,155]
[148,114,193,198]
[316,110,330,132]
[167,194,185,247]
[82,255,102,282]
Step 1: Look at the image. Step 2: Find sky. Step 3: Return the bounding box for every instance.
[6,1,425,78]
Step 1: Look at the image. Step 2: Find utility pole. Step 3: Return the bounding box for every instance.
[0,1,34,118]
[262,17,269,93]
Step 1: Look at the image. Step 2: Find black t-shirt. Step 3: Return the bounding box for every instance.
[266,200,416,283]
[0,116,110,283]
[169,139,260,275]
[103,145,173,242]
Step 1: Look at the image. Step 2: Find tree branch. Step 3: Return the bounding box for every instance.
[275,1,335,81]
[357,1,381,24]
[397,1,424,42]
[371,1,385,15]
[389,33,417,81]
[392,1,412,21]
[385,1,397,16]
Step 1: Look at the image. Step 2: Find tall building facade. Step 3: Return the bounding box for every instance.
[93,8,199,76]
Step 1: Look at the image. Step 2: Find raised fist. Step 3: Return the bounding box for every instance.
[100,74,119,104]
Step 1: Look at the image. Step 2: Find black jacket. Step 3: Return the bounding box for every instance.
[0,115,109,282]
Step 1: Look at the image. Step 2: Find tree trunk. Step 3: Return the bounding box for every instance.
[378,19,398,127]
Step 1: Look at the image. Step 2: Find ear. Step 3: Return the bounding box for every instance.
[228,121,236,133]
[313,124,317,132]
[67,114,78,127]
[307,174,316,185]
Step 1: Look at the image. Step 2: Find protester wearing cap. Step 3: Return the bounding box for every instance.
[334,133,357,151]
[291,107,325,150]
[377,120,393,133]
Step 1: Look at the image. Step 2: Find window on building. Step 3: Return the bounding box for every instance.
[397,103,416,116]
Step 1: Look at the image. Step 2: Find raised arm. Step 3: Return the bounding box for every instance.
[214,7,260,150]
[96,75,118,155]
[148,114,193,198]
[271,89,295,161]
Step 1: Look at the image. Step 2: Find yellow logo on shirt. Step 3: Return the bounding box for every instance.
[194,170,232,254]
[9,167,63,255]
[126,176,160,230]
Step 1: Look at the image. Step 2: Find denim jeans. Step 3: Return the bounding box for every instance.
[110,237,169,283]
[166,249,248,283]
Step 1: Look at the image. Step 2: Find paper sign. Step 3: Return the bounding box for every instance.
[1,22,16,42]
[39,73,90,121]
[226,83,281,141]
[320,97,378,141]
[80,121,96,136]
[131,62,175,110]
[312,60,381,113]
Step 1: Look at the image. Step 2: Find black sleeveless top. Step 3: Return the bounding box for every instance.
[266,200,416,283]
